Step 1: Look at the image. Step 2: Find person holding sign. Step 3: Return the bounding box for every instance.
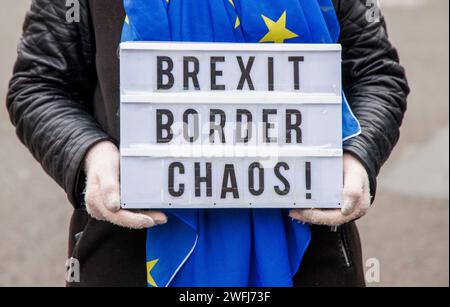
[7,0,409,287]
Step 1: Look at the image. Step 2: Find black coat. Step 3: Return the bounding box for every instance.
[6,0,409,286]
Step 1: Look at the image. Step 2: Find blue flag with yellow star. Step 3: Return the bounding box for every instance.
[122,0,361,287]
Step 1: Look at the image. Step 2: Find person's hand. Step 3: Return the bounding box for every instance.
[83,141,167,229]
[289,153,371,226]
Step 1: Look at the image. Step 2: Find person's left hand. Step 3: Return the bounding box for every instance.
[289,153,371,226]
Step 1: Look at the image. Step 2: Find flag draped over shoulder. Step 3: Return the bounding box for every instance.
[121,0,361,287]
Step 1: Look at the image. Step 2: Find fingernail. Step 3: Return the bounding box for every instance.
[153,216,167,225]
[341,203,354,216]
[142,217,156,228]
[105,194,121,212]
[341,208,351,216]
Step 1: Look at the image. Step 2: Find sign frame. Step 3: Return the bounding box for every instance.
[120,42,343,209]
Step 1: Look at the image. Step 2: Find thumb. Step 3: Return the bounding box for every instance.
[342,154,365,216]
[98,165,121,213]
[105,192,121,212]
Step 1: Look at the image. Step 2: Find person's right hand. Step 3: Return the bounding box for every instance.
[84,141,167,229]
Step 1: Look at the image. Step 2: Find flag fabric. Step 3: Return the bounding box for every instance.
[121,0,361,287]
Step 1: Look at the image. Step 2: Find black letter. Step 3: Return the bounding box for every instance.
[263,109,277,143]
[168,162,185,197]
[221,164,239,199]
[157,56,174,90]
[183,56,200,90]
[236,109,253,143]
[209,109,226,143]
[195,163,212,197]
[274,162,290,196]
[211,57,225,90]
[248,162,264,196]
[237,56,255,90]
[288,56,304,90]
[156,109,174,143]
[183,109,199,143]
[286,109,302,144]
[268,57,274,91]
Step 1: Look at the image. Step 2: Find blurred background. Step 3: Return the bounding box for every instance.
[0,0,448,287]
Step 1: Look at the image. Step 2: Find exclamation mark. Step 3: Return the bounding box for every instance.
[305,162,312,200]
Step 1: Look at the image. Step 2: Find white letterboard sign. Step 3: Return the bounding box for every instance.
[120,42,343,209]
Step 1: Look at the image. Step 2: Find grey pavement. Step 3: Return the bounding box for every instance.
[0,0,448,287]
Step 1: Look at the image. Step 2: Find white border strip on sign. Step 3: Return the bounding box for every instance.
[122,202,341,209]
[120,42,341,53]
[121,145,342,158]
[121,92,342,105]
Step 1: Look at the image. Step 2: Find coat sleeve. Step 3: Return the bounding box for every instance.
[6,0,113,207]
[336,0,410,200]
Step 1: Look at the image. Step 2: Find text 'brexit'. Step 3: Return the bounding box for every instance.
[156,55,304,91]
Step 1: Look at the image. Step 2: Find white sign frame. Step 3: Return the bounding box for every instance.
[120,42,343,209]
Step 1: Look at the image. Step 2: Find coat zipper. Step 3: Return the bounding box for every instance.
[334,226,352,268]
[339,239,351,268]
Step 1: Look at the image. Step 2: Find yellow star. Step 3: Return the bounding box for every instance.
[235,16,241,29]
[125,15,129,25]
[259,11,298,43]
[146,259,159,287]
[228,0,240,29]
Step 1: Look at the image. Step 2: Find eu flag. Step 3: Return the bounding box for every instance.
[121,0,361,287]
